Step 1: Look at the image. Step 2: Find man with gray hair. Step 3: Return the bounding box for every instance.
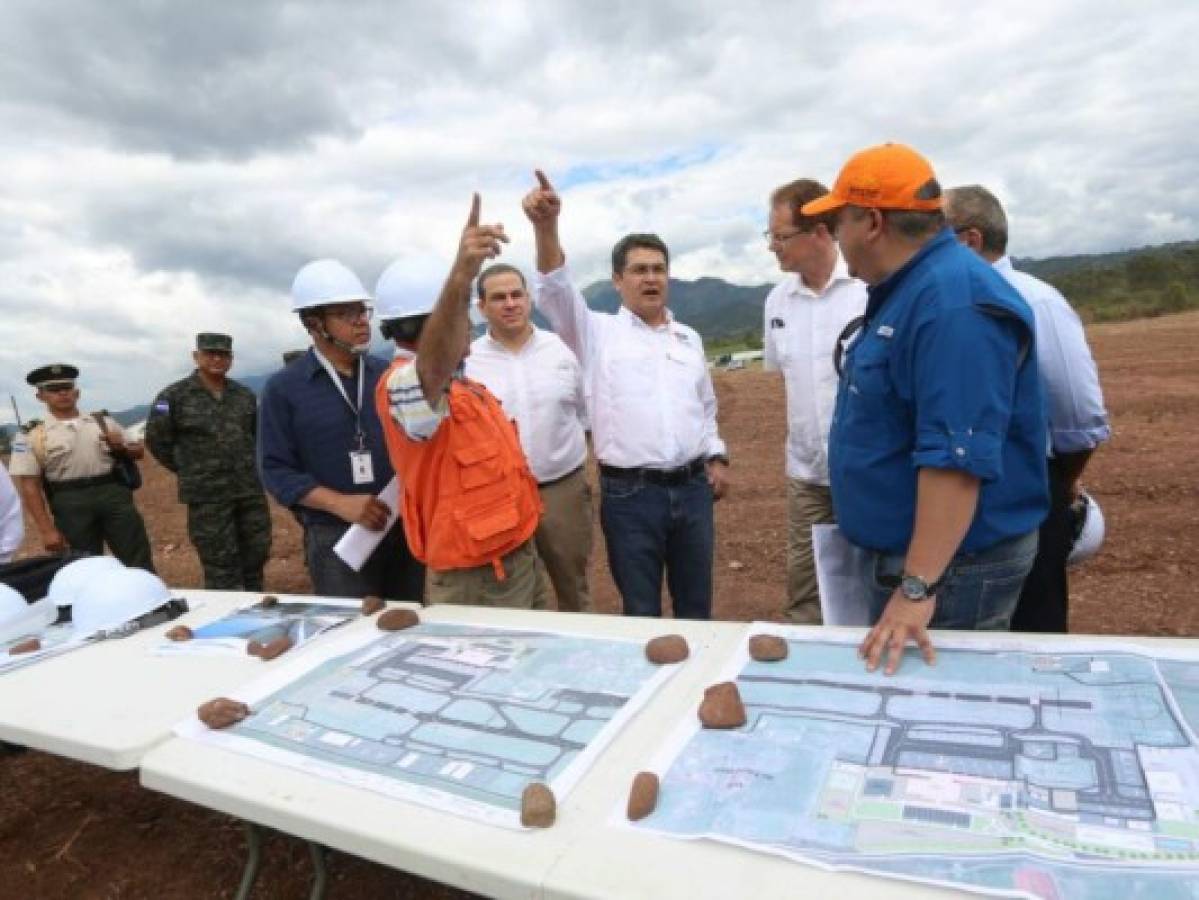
[945,185,1110,633]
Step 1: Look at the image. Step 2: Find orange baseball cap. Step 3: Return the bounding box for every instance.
[801,143,943,216]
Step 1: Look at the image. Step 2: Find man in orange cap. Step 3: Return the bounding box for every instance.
[805,143,1048,675]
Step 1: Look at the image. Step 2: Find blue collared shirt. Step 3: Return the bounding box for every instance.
[257,349,394,525]
[829,229,1048,554]
[994,256,1111,455]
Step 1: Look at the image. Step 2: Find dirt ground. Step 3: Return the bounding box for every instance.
[2,311,1197,898]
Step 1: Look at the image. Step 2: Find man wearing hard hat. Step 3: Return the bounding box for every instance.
[146,333,272,591]
[374,197,548,608]
[257,260,423,601]
[945,185,1110,633]
[8,364,154,570]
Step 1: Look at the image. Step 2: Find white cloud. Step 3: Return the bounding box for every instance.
[1,0,1196,418]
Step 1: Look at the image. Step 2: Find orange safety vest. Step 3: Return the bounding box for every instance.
[375,357,541,578]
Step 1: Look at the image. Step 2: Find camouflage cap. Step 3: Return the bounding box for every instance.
[196,332,233,352]
[26,363,79,388]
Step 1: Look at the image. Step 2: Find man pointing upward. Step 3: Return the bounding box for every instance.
[526,170,729,620]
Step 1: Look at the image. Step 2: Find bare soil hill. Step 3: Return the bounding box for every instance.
[3,311,1197,898]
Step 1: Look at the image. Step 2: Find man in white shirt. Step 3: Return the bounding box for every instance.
[763,179,869,624]
[0,466,24,564]
[945,185,1111,633]
[524,170,729,620]
[465,263,593,612]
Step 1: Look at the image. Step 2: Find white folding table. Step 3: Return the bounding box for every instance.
[139,605,748,899]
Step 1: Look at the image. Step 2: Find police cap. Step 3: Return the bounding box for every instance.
[26,363,79,389]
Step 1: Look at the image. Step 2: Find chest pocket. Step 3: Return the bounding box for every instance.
[848,337,895,399]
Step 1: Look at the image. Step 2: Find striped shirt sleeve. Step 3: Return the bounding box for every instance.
[384,358,448,442]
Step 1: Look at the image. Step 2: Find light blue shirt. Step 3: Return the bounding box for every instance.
[994,257,1111,455]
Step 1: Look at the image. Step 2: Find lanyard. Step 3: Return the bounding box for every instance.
[312,348,366,451]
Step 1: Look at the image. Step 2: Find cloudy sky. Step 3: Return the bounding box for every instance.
[1,0,1195,417]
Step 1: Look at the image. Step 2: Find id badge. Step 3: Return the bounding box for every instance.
[349,451,374,485]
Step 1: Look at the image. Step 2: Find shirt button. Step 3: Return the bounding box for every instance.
[955,447,966,458]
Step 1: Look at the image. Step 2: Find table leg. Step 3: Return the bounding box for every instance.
[308,841,328,900]
[234,820,263,900]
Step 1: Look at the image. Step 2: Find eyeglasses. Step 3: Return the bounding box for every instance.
[763,229,805,245]
[325,304,374,323]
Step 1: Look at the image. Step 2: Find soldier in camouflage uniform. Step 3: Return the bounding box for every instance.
[146,333,271,590]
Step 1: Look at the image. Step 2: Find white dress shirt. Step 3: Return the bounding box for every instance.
[0,465,24,563]
[994,257,1111,455]
[464,327,588,483]
[763,253,868,484]
[534,265,726,469]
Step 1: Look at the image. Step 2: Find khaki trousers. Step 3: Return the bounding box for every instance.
[786,478,835,624]
[534,466,593,613]
[426,539,549,609]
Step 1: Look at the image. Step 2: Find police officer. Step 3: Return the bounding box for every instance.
[146,334,271,590]
[8,364,155,570]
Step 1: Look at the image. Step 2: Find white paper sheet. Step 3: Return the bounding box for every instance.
[332,477,400,571]
[813,524,874,626]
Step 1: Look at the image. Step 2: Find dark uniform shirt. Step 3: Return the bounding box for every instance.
[257,350,394,527]
[146,373,263,504]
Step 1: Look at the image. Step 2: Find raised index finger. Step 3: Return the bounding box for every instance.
[466,192,480,228]
[535,169,554,192]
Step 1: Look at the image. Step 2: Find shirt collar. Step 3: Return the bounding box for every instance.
[618,304,674,331]
[788,248,853,299]
[865,227,956,320]
[993,255,1015,275]
[482,325,539,354]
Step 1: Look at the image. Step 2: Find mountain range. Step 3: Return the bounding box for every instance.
[3,237,1194,434]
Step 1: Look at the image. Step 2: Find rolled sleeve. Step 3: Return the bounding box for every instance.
[384,359,447,442]
[909,307,1027,482]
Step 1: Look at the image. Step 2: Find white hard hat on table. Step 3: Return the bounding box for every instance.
[47,555,126,609]
[0,583,56,644]
[291,259,371,312]
[70,568,172,636]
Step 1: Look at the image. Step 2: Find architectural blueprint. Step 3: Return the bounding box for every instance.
[178,621,678,827]
[154,598,357,657]
[633,625,1199,899]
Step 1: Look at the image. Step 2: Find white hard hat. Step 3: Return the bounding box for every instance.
[47,555,126,609]
[0,584,56,644]
[1067,492,1105,567]
[70,568,172,636]
[291,259,371,312]
[374,257,446,321]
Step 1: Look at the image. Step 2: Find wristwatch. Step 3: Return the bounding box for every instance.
[899,573,941,602]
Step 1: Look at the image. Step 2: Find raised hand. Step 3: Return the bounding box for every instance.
[522,169,561,226]
[455,192,509,280]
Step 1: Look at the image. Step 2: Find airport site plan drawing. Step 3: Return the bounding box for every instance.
[634,625,1199,899]
[179,621,677,827]
[154,598,358,657]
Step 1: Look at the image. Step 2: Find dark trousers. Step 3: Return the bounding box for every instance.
[303,518,425,603]
[187,495,272,591]
[1011,458,1072,633]
[599,469,714,619]
[50,482,155,573]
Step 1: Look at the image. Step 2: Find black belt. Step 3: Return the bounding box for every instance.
[599,457,705,487]
[46,472,119,494]
[538,464,585,489]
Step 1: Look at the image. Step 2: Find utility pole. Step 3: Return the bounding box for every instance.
[9,394,21,429]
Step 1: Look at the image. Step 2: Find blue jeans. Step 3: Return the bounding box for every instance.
[865,529,1039,630]
[303,518,425,603]
[599,470,714,619]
